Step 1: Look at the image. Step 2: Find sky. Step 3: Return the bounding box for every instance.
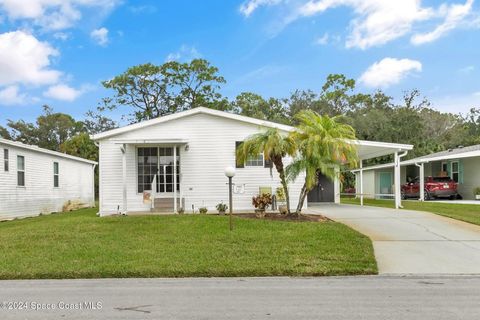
[0,0,479,126]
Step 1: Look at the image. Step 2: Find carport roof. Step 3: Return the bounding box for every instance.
[351,140,413,160]
[402,144,480,165]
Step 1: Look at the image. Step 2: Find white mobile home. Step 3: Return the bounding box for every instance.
[92,107,413,216]
[0,138,97,220]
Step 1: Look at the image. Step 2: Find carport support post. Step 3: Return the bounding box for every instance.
[416,162,425,202]
[121,144,127,214]
[394,152,401,209]
[359,160,364,206]
[173,145,177,213]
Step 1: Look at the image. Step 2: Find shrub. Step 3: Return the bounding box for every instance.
[474,187,480,196]
[215,202,228,212]
[252,193,273,210]
[275,187,285,202]
[199,207,208,214]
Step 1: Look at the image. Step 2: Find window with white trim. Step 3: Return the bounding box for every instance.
[53,162,59,187]
[245,154,264,167]
[17,155,25,187]
[451,161,459,182]
[3,149,8,172]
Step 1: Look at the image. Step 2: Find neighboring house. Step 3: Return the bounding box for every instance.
[401,145,480,200]
[0,138,97,220]
[355,144,480,200]
[92,107,412,216]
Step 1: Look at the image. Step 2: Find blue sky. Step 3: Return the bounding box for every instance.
[0,0,479,126]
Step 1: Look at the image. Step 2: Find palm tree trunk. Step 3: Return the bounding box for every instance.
[295,182,308,214]
[272,155,290,215]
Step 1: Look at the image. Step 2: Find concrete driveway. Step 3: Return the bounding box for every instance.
[307,204,480,274]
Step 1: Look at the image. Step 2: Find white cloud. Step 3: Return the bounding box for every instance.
[43,84,82,101]
[0,0,120,31]
[0,30,61,86]
[411,0,474,45]
[165,45,201,62]
[239,0,281,17]
[240,0,476,49]
[90,27,109,46]
[459,65,475,74]
[53,32,70,41]
[359,57,422,88]
[315,32,329,45]
[0,85,27,105]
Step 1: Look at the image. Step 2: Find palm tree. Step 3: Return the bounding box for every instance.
[287,110,358,214]
[236,128,297,214]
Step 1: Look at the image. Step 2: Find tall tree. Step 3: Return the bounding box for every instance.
[236,128,297,215]
[287,110,358,214]
[102,59,226,123]
[4,106,84,151]
[233,92,290,124]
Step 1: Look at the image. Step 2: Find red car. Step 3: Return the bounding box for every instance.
[401,176,459,200]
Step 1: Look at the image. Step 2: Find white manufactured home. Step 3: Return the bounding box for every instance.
[0,138,97,220]
[93,107,412,216]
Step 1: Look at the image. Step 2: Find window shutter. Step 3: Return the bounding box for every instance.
[264,157,273,168]
[235,141,244,168]
[458,160,464,184]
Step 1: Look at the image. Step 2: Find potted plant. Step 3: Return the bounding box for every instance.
[275,187,288,215]
[474,187,480,200]
[252,193,273,218]
[216,202,228,215]
[199,207,208,214]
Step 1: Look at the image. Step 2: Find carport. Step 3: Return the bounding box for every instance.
[347,141,413,209]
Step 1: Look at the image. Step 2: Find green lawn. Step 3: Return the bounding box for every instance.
[342,197,480,226]
[0,208,377,279]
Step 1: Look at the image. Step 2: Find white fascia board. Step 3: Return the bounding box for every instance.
[402,150,480,165]
[351,139,414,150]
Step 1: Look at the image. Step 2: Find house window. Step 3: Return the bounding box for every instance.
[17,155,25,187]
[3,149,8,172]
[451,161,459,182]
[53,162,59,187]
[245,154,264,167]
[137,147,158,193]
[137,147,180,193]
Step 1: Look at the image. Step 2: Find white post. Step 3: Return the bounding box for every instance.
[334,166,340,204]
[394,151,401,209]
[418,163,425,202]
[359,160,364,206]
[92,164,96,208]
[121,144,127,214]
[173,145,177,214]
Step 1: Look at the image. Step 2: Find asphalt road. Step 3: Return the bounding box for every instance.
[1,276,479,320]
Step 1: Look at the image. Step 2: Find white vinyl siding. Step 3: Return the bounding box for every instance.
[0,142,95,220]
[98,112,306,215]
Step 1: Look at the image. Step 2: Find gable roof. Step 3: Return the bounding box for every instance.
[0,138,97,165]
[91,107,295,141]
[90,106,413,159]
[403,144,480,165]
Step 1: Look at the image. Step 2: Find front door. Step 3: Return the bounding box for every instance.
[156,147,180,194]
[378,172,392,199]
[307,173,334,203]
